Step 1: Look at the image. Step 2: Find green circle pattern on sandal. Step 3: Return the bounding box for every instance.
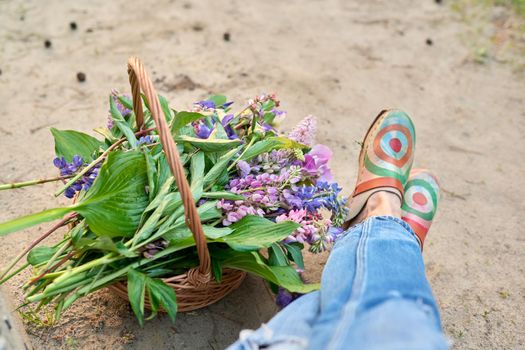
[401,169,440,249]
[347,109,416,221]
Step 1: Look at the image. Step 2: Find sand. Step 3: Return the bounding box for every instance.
[0,0,524,349]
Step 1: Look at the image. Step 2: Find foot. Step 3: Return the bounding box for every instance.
[346,109,416,223]
[401,169,440,249]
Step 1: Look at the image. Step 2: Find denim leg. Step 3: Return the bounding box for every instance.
[227,291,320,350]
[309,216,448,350]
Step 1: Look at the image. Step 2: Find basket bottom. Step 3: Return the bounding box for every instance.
[108,268,247,312]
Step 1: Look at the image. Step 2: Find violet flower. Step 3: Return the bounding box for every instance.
[302,144,333,182]
[193,120,214,139]
[222,114,238,139]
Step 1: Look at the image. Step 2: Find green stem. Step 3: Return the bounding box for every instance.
[0,213,77,281]
[0,176,73,191]
[227,136,257,171]
[51,254,117,285]
[0,262,29,285]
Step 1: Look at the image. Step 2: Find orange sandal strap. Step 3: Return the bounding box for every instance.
[353,177,404,198]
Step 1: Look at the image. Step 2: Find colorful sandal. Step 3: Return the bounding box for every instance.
[401,169,440,249]
[346,109,416,221]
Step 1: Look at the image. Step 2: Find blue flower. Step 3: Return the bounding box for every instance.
[222,114,238,140]
[194,122,213,139]
[195,100,215,109]
[136,135,155,146]
[52,155,100,198]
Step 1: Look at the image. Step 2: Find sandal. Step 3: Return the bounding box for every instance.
[346,109,416,221]
[401,169,440,249]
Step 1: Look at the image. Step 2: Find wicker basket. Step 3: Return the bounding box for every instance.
[107,57,246,312]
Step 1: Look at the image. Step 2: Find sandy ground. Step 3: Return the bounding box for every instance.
[1,0,524,349]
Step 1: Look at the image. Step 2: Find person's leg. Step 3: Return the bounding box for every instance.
[227,291,320,350]
[308,191,448,350]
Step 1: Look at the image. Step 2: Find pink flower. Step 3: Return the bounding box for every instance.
[302,144,333,182]
[288,115,317,146]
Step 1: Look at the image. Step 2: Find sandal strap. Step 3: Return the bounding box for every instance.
[353,177,404,197]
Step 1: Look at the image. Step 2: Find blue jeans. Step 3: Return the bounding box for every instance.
[228,216,450,350]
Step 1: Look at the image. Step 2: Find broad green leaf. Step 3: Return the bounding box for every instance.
[240,137,306,161]
[219,216,299,251]
[201,192,244,201]
[285,243,305,270]
[268,243,289,267]
[208,95,227,107]
[50,128,104,162]
[109,96,138,147]
[171,112,205,133]
[175,135,241,153]
[128,269,147,327]
[74,151,149,238]
[203,146,241,187]
[27,246,59,266]
[202,226,232,239]
[146,278,177,323]
[212,249,318,293]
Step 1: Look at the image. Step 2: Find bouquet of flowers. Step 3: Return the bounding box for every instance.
[0,59,346,325]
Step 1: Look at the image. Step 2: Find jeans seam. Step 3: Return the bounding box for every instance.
[328,217,370,350]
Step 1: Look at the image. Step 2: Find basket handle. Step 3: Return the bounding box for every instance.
[127,57,211,285]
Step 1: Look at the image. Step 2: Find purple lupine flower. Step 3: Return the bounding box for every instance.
[52,155,100,197]
[111,90,132,117]
[194,100,216,110]
[193,119,215,139]
[276,288,294,308]
[237,160,251,177]
[288,115,317,146]
[107,116,114,129]
[222,101,234,109]
[222,114,238,139]
[136,135,155,146]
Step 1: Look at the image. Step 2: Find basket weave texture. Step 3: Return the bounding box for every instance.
[108,57,246,312]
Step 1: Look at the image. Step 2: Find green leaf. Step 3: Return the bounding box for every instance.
[202,226,232,239]
[128,269,147,327]
[190,152,205,199]
[171,112,204,133]
[0,207,72,237]
[144,149,157,202]
[175,135,241,153]
[158,95,174,124]
[212,249,318,293]
[146,278,177,323]
[285,243,305,270]
[268,244,289,267]
[27,246,59,266]
[74,236,138,258]
[218,216,299,251]
[50,128,104,162]
[201,191,244,201]
[208,95,227,107]
[74,151,149,238]
[203,146,242,188]
[109,95,138,147]
[240,137,307,161]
